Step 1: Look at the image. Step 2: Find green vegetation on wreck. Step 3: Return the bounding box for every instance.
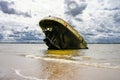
[39,16,88,49]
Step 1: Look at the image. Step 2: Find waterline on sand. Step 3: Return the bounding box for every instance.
[13,68,47,80]
[25,54,120,70]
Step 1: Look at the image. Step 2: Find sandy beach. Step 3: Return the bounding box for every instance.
[0,44,120,80]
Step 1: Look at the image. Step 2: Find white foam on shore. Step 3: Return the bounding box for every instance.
[26,55,120,70]
[13,68,47,80]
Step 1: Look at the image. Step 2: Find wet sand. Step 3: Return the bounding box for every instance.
[0,44,120,80]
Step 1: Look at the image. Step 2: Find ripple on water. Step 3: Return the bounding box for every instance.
[25,54,120,70]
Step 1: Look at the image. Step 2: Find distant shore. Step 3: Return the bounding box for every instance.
[0,42,120,44]
[0,41,44,44]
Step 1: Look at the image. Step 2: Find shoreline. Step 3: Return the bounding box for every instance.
[0,42,120,44]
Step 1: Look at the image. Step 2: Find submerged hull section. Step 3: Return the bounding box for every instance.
[39,16,87,49]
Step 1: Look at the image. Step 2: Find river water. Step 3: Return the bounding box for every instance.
[0,44,120,80]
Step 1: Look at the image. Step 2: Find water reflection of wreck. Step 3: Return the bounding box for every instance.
[39,16,88,49]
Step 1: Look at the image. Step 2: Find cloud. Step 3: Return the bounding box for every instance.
[113,13,120,24]
[0,1,15,14]
[0,0,65,28]
[0,0,120,43]
[0,1,31,17]
[64,0,120,43]
[65,0,87,16]
[103,0,120,10]
[0,0,65,43]
[0,26,44,42]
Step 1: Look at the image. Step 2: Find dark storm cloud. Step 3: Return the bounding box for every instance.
[65,0,87,17]
[0,1,31,17]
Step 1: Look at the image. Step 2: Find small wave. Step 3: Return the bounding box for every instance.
[13,68,47,80]
[25,55,120,70]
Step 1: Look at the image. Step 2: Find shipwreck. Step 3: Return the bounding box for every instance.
[39,16,88,49]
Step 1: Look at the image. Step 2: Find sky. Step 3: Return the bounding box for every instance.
[0,0,120,43]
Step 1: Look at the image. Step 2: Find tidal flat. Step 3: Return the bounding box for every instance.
[0,44,120,80]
